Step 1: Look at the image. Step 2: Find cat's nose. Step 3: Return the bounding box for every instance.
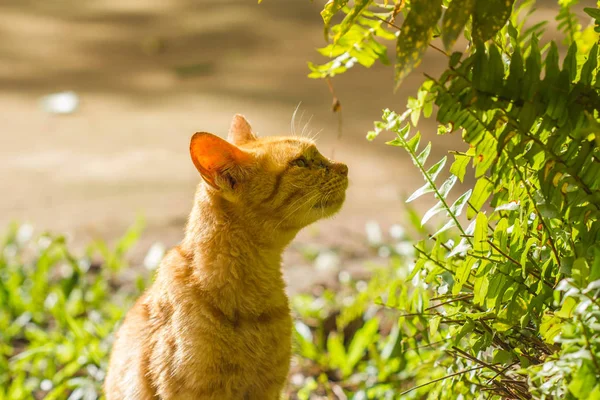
[331,163,348,176]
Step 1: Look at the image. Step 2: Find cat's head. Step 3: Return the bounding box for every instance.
[190,114,348,232]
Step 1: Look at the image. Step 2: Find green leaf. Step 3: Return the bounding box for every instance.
[456,257,477,289]
[426,156,448,182]
[473,213,490,256]
[381,323,403,360]
[504,45,523,99]
[346,318,379,373]
[584,7,600,20]
[406,182,434,203]
[422,201,445,225]
[473,0,516,42]
[321,0,349,36]
[569,361,598,399]
[563,41,578,82]
[572,257,590,288]
[438,175,458,199]
[467,179,493,219]
[545,42,560,82]
[449,189,472,217]
[442,0,476,50]
[429,315,441,337]
[589,385,600,400]
[520,238,537,279]
[474,134,498,177]
[540,315,563,343]
[590,247,600,282]
[406,131,422,153]
[334,0,372,43]
[455,320,475,343]
[395,0,443,88]
[327,333,347,369]
[416,142,432,165]
[433,218,456,237]
[407,257,426,280]
[493,349,515,364]
[556,296,577,318]
[492,218,509,257]
[581,43,598,85]
[473,274,490,305]
[450,154,470,182]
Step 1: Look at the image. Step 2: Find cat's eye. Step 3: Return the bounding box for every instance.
[292,157,308,168]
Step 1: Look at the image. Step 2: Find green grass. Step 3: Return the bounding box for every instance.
[0,222,146,399]
[0,218,441,400]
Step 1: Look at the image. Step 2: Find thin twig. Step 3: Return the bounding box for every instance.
[425,295,474,311]
[487,240,554,289]
[370,15,449,57]
[485,362,519,384]
[398,366,484,396]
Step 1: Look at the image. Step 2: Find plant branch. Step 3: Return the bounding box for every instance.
[398,366,484,396]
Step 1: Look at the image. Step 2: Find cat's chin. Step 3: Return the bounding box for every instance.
[311,197,345,216]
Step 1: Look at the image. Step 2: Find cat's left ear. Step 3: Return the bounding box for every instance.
[190,132,251,190]
[228,114,257,145]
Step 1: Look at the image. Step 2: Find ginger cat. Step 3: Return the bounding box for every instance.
[104,115,348,399]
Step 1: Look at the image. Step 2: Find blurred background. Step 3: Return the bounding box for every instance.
[0,0,453,294]
[0,0,571,293]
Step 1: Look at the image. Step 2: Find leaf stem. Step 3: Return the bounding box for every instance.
[398,366,484,396]
[393,129,471,244]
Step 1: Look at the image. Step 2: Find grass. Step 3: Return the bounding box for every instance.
[1,219,433,400]
[0,222,146,399]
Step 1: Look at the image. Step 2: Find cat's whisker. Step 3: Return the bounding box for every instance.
[301,115,313,138]
[320,190,333,219]
[309,128,324,141]
[273,191,321,233]
[291,102,302,136]
[278,189,321,218]
[295,192,323,224]
[287,181,321,190]
[296,109,306,138]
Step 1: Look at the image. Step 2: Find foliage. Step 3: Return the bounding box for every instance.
[301,0,600,398]
[3,1,600,399]
[288,226,449,399]
[0,222,146,399]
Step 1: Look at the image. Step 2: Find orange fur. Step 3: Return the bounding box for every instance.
[104,114,348,399]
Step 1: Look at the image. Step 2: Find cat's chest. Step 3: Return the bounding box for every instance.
[170,305,293,387]
[174,299,292,360]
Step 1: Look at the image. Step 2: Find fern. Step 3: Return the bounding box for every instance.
[556,0,582,45]
[303,0,600,397]
[309,11,395,78]
[368,20,600,398]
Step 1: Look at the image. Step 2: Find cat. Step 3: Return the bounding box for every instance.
[104,114,349,399]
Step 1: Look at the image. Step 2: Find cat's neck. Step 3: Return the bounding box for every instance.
[179,186,297,315]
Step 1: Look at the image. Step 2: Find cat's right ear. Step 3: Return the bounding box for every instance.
[228,114,257,145]
[190,132,250,190]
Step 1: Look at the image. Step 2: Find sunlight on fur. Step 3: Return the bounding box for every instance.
[104,114,348,400]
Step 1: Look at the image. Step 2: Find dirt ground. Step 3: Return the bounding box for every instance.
[0,0,574,293]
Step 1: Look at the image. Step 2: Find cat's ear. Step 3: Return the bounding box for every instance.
[190,132,250,190]
[227,114,257,145]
